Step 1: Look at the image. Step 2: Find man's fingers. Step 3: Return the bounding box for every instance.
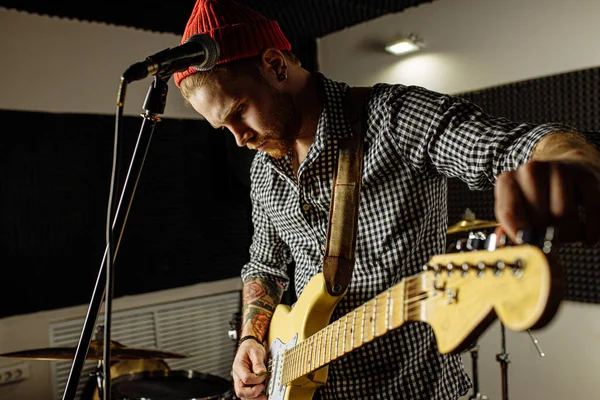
[496,160,600,246]
[515,161,550,229]
[578,170,600,245]
[232,366,268,399]
[233,378,266,399]
[231,341,268,399]
[494,170,531,242]
[547,163,578,242]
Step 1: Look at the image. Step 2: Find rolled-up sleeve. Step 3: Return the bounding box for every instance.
[384,85,578,190]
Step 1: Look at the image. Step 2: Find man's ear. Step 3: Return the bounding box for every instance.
[259,48,287,84]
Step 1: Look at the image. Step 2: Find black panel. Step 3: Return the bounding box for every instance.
[456,67,600,132]
[1,0,437,38]
[0,109,252,318]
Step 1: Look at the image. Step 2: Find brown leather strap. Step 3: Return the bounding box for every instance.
[323,87,370,296]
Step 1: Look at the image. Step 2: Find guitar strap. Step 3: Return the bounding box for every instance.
[322,86,371,296]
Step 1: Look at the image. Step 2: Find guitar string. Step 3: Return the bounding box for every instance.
[278,255,523,384]
[281,280,420,375]
[279,272,486,382]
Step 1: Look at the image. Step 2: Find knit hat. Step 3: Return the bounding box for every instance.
[174,0,292,87]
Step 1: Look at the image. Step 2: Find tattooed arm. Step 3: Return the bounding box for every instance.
[240,277,285,342]
[232,277,284,400]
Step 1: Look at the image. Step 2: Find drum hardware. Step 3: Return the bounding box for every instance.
[493,323,547,400]
[497,323,510,400]
[468,343,488,400]
[227,311,241,342]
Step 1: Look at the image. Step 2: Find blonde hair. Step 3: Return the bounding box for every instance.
[178,51,300,103]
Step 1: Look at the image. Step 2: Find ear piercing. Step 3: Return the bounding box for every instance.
[277,65,288,82]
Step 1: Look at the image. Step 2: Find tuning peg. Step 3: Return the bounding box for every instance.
[484,232,508,251]
[516,229,541,245]
[466,235,487,251]
[515,227,555,253]
[493,260,506,276]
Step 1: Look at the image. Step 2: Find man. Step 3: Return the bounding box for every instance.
[173,1,600,399]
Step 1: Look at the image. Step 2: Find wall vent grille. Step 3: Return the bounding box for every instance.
[49,290,240,400]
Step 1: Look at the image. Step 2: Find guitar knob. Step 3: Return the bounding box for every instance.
[461,262,470,276]
[510,258,525,277]
[476,261,487,277]
[454,239,468,252]
[493,260,506,276]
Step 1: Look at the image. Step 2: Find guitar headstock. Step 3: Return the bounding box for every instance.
[414,242,563,354]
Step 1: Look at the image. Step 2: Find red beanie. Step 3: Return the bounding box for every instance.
[174,0,292,87]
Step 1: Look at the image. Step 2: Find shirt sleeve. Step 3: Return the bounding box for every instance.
[240,159,292,290]
[380,83,579,190]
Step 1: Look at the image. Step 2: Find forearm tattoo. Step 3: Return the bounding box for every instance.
[241,278,284,341]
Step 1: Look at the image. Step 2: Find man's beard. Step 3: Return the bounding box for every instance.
[256,87,302,159]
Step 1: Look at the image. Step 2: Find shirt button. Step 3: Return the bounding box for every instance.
[302,203,310,211]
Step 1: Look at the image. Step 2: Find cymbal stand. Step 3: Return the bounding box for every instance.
[90,325,107,400]
[468,343,488,400]
[496,323,510,400]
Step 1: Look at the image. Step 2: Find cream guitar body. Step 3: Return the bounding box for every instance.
[266,273,344,400]
[265,244,563,400]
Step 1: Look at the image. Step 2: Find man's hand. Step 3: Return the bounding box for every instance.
[232,339,269,399]
[494,132,600,245]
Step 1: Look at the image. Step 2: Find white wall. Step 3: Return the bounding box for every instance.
[318,0,600,398]
[2,1,600,399]
[318,0,600,95]
[0,8,200,118]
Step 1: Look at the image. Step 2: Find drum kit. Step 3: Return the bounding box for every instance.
[0,326,237,400]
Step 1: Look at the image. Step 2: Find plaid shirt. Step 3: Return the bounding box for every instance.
[241,73,571,399]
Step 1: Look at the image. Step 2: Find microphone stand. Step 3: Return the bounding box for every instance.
[496,323,510,400]
[61,74,170,400]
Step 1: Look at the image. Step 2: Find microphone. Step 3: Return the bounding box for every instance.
[122,34,220,83]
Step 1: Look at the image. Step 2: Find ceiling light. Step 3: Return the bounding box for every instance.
[385,34,423,56]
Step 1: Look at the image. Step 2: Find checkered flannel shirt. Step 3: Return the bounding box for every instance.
[241,73,573,399]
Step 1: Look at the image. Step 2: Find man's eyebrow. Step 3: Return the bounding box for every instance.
[211,100,239,129]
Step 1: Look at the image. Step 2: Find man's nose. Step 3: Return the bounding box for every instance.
[230,126,254,147]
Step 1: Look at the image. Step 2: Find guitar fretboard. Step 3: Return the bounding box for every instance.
[280,278,425,384]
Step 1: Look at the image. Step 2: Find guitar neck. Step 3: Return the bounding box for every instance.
[281,278,422,384]
[275,244,559,389]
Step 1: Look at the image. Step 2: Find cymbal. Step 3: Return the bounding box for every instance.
[0,340,189,361]
[447,219,500,234]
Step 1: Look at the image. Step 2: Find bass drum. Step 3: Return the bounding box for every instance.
[80,359,170,400]
[110,369,236,400]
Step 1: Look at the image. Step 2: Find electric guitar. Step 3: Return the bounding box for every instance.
[265,244,563,400]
